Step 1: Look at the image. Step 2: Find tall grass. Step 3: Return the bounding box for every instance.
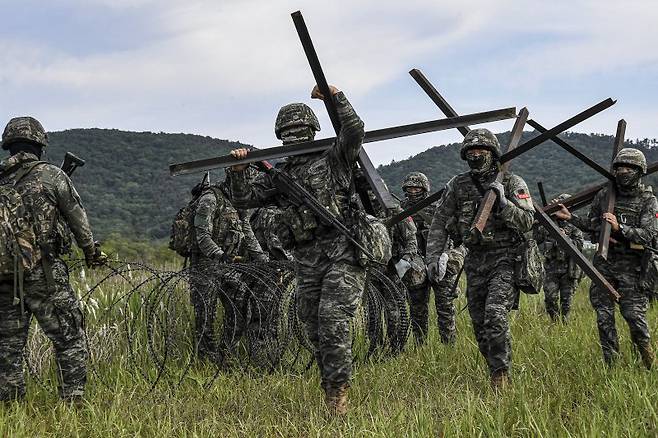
[1,265,657,437]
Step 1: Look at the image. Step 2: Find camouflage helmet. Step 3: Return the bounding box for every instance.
[274,103,320,139]
[613,148,647,174]
[460,128,501,160]
[2,116,48,150]
[402,171,430,192]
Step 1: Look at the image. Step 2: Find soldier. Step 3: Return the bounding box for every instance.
[250,205,295,262]
[400,172,466,345]
[426,129,535,388]
[364,188,416,354]
[189,174,269,364]
[229,84,365,415]
[0,116,104,403]
[535,193,584,322]
[555,148,658,369]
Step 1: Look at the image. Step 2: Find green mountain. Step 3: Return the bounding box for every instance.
[45,129,248,241]
[377,131,658,203]
[36,128,657,242]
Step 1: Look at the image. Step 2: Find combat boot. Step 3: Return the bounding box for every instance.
[639,343,655,370]
[324,384,349,416]
[490,370,509,391]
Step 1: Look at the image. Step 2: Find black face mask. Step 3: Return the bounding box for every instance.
[615,168,641,189]
[280,126,315,145]
[404,189,426,203]
[466,151,493,175]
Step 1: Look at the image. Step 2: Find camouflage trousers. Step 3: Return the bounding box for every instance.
[189,257,274,362]
[0,259,87,401]
[296,253,366,389]
[590,254,650,364]
[465,248,516,375]
[407,258,461,345]
[543,266,578,322]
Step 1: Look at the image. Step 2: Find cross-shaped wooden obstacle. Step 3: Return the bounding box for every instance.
[169,13,517,181]
[403,69,620,300]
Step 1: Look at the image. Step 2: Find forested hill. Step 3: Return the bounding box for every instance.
[46,129,248,241]
[39,129,657,242]
[377,132,658,202]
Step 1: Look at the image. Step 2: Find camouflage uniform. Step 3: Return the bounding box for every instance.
[250,206,294,261]
[189,183,268,362]
[400,173,466,344]
[0,117,97,401]
[536,215,584,322]
[230,92,366,390]
[568,148,658,365]
[368,206,417,353]
[427,129,535,378]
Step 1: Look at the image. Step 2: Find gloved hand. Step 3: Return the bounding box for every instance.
[488,181,508,210]
[395,258,412,279]
[427,252,449,283]
[85,243,108,269]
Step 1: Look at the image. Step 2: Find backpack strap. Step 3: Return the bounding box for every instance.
[13,161,48,186]
[13,160,56,293]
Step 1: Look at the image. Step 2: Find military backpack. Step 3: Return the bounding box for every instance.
[0,162,44,281]
[169,186,222,257]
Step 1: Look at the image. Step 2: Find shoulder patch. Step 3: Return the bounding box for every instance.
[515,188,530,199]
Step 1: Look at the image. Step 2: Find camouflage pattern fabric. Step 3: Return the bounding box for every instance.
[536,220,584,321]
[0,151,95,400]
[400,197,466,344]
[230,91,366,389]
[570,183,658,364]
[2,117,48,149]
[0,261,86,400]
[433,246,466,344]
[250,206,294,261]
[189,185,268,360]
[427,169,534,375]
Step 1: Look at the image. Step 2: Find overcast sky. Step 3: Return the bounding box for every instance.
[1,0,657,165]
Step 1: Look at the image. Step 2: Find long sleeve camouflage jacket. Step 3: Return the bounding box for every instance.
[426,170,535,263]
[193,185,266,261]
[570,183,658,256]
[0,152,95,256]
[230,92,365,260]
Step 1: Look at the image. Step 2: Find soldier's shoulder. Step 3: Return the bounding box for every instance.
[505,172,528,187]
[32,161,64,177]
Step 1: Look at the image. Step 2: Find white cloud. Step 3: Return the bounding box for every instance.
[1,0,657,164]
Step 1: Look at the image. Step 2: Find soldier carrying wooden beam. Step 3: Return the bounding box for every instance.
[407,69,619,388]
[554,140,658,369]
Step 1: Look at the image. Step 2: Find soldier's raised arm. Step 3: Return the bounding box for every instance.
[313,85,365,169]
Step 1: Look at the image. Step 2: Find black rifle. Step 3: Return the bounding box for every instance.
[254,161,375,260]
[61,152,85,177]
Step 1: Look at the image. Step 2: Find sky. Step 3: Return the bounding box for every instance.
[1,0,657,165]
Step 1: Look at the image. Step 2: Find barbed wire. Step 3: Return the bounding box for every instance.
[24,258,411,396]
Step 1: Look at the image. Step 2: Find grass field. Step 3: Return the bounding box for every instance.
[1,267,657,437]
